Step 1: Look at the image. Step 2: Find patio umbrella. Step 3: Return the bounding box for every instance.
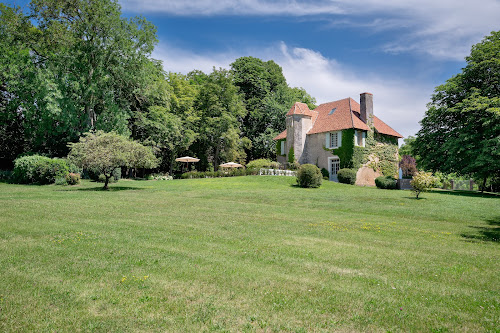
[219,162,244,168]
[175,156,200,172]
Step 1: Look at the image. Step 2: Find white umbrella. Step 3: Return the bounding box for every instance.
[176,156,200,171]
[219,162,244,168]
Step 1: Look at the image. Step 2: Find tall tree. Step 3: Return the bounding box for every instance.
[191,68,249,170]
[1,0,160,160]
[230,56,316,160]
[415,31,500,186]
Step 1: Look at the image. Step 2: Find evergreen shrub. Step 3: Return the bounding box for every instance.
[337,168,357,185]
[296,164,322,188]
[320,168,329,179]
[375,176,397,189]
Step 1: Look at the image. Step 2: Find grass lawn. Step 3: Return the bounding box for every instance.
[0,176,498,332]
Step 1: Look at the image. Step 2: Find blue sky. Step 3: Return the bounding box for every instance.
[6,0,500,138]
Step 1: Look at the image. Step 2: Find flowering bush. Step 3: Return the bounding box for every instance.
[410,171,437,199]
[66,173,81,185]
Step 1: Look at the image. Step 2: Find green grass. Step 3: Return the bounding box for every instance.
[0,176,498,332]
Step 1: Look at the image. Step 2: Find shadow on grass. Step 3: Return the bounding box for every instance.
[61,186,145,192]
[461,216,500,243]
[429,189,499,198]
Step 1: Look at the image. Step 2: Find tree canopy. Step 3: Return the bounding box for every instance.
[0,1,318,173]
[68,131,158,189]
[415,31,500,185]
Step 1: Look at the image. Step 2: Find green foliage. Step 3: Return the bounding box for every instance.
[337,168,357,185]
[327,129,355,169]
[246,159,280,170]
[12,155,69,184]
[296,164,322,188]
[0,170,12,180]
[1,0,160,159]
[65,173,81,185]
[399,136,418,162]
[276,139,285,156]
[181,169,248,179]
[375,176,397,190]
[410,171,438,199]
[192,68,249,170]
[415,31,500,182]
[230,56,316,160]
[68,131,158,189]
[287,147,295,164]
[320,167,329,179]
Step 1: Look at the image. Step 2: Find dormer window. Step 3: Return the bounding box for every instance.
[326,131,342,149]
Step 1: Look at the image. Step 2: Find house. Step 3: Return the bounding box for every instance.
[273,93,403,186]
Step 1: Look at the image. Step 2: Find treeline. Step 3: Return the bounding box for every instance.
[0,0,316,173]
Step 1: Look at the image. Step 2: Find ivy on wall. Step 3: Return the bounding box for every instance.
[276,139,285,156]
[322,128,399,176]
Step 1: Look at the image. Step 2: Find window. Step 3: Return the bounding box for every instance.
[326,131,342,149]
[354,130,365,147]
[280,140,286,155]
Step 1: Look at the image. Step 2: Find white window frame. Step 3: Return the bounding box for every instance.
[280,140,286,155]
[354,130,366,147]
[325,131,342,149]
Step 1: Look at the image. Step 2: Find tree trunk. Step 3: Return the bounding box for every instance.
[103,175,111,190]
[481,176,487,193]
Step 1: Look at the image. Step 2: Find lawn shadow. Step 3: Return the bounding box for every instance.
[60,186,145,192]
[429,189,499,199]
[461,216,500,243]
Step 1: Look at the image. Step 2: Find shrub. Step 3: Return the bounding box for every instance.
[296,164,322,188]
[337,168,357,185]
[66,173,81,185]
[0,170,12,181]
[375,176,397,189]
[246,159,280,170]
[320,168,329,179]
[12,155,69,184]
[288,161,300,170]
[400,155,417,179]
[411,171,437,199]
[55,177,67,185]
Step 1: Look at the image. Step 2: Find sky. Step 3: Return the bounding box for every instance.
[6,0,500,138]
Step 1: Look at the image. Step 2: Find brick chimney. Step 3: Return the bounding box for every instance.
[360,92,373,127]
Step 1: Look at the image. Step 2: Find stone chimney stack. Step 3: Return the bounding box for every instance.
[360,92,373,127]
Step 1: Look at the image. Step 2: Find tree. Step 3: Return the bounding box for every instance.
[192,68,249,170]
[230,57,316,160]
[410,171,437,199]
[398,136,417,160]
[68,131,158,189]
[415,31,500,187]
[399,155,417,178]
[0,0,160,161]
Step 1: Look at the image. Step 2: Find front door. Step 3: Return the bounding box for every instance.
[329,156,340,182]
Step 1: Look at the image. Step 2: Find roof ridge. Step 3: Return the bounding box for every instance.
[349,98,355,129]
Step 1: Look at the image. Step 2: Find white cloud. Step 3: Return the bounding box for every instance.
[121,0,500,60]
[153,41,432,138]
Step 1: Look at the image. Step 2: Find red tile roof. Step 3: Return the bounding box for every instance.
[286,102,315,117]
[273,97,402,140]
[308,98,370,134]
[373,116,403,138]
[274,129,287,140]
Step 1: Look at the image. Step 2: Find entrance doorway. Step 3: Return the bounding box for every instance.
[328,156,340,182]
